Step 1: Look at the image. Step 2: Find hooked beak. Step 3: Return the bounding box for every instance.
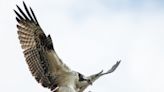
[82,77,92,85]
[86,79,92,85]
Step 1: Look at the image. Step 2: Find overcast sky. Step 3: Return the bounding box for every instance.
[0,0,164,92]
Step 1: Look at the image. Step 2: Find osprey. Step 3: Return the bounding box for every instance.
[14,2,121,92]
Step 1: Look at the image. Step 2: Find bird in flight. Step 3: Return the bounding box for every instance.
[14,2,121,92]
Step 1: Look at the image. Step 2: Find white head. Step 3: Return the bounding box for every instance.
[76,72,92,89]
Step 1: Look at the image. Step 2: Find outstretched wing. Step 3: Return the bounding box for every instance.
[14,2,70,90]
[79,61,121,92]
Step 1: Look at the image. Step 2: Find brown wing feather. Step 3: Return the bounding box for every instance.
[14,2,57,89]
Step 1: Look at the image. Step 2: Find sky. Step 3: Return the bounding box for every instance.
[0,0,164,92]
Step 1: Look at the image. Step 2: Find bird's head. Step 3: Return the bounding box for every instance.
[77,72,92,86]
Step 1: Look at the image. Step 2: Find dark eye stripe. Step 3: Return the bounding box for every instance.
[78,73,85,81]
